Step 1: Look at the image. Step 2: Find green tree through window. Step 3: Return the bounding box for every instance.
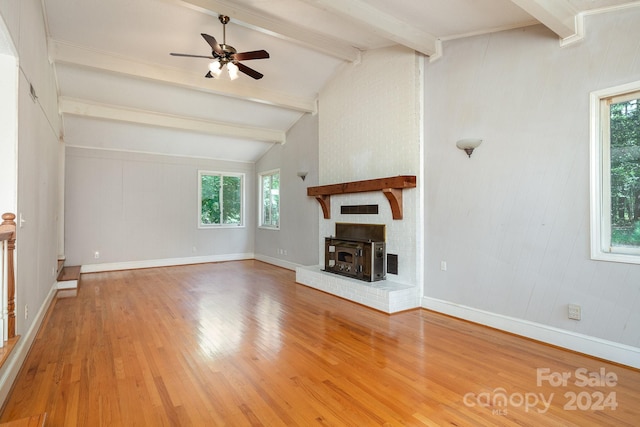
[199,172,243,226]
[609,96,640,247]
[591,83,640,263]
[260,170,280,228]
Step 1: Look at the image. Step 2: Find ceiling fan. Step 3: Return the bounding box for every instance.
[170,15,269,80]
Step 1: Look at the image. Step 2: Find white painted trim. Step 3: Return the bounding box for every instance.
[82,253,302,275]
[254,254,301,271]
[416,53,426,303]
[56,279,78,290]
[0,282,57,407]
[589,80,640,264]
[257,168,281,229]
[422,296,640,369]
[59,97,286,144]
[559,13,584,46]
[197,170,246,229]
[80,253,254,273]
[65,144,255,164]
[509,0,578,39]
[581,1,640,17]
[589,87,605,262]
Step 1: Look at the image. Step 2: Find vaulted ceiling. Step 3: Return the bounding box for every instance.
[43,0,639,162]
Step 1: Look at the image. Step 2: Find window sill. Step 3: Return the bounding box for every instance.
[591,251,640,265]
[198,224,246,229]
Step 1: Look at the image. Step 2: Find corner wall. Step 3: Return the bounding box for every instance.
[423,10,640,367]
[64,147,256,269]
[255,113,320,269]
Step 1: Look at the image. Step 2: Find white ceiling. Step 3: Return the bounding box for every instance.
[42,0,640,162]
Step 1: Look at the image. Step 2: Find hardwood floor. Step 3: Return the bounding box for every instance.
[1,260,639,426]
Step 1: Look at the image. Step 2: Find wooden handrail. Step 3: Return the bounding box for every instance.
[307,175,416,220]
[0,213,16,339]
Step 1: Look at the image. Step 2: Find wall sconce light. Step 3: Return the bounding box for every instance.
[297,171,308,181]
[456,138,483,158]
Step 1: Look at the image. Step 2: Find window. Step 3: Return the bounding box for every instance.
[590,82,640,263]
[259,169,280,229]
[198,171,244,227]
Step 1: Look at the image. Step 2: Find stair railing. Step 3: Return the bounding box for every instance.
[0,213,16,345]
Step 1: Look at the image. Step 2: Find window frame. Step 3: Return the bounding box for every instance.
[197,170,245,229]
[258,168,280,230]
[589,80,640,264]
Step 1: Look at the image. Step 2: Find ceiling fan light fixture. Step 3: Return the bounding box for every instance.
[209,60,223,77]
[227,62,239,80]
[170,14,268,81]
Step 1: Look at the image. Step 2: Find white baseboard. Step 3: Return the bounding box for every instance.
[254,254,302,271]
[422,296,640,369]
[80,253,255,273]
[0,281,57,407]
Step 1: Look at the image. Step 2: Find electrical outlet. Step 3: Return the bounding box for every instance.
[568,304,581,320]
[440,261,447,271]
[94,251,100,259]
[24,304,28,320]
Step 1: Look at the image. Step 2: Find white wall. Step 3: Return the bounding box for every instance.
[11,0,61,334]
[0,50,17,216]
[65,147,256,269]
[318,45,423,287]
[0,0,62,405]
[255,113,319,269]
[423,9,640,357]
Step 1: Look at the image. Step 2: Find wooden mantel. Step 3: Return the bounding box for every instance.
[307,175,416,220]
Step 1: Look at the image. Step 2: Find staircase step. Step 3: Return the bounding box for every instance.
[57,265,80,282]
[57,266,80,298]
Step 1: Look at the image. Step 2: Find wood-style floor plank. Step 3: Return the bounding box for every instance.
[0,413,46,427]
[1,260,639,426]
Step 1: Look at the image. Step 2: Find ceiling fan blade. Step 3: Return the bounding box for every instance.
[236,62,264,80]
[233,50,270,61]
[205,71,214,78]
[201,33,223,55]
[170,53,215,59]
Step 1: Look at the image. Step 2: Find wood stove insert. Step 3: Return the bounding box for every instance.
[324,223,386,282]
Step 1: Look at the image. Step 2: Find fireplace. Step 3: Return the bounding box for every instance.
[324,223,386,282]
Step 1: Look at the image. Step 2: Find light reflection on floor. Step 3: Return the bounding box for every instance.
[197,291,284,358]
